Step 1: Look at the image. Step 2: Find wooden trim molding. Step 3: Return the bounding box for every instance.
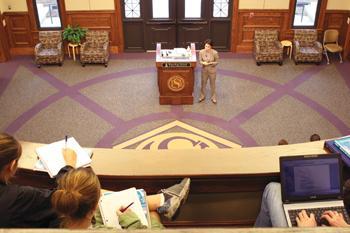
[0,11,11,62]
[230,0,239,52]
[114,0,124,52]
[344,13,350,60]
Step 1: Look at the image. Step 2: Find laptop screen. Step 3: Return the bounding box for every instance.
[280,154,342,203]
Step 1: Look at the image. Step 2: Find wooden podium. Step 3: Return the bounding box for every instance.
[156,43,197,105]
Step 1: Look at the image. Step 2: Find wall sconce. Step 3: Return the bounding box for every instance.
[8,5,11,10]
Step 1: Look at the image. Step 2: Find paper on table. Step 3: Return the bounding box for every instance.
[34,148,93,172]
[35,137,91,178]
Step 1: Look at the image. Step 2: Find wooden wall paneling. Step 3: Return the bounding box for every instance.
[114,0,124,53]
[0,12,11,62]
[316,0,328,29]
[236,10,288,53]
[65,11,120,52]
[344,13,350,60]
[324,10,349,47]
[4,12,32,48]
[230,0,239,52]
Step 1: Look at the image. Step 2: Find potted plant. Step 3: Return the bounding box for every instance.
[63,25,87,45]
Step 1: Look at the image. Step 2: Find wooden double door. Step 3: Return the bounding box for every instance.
[121,0,232,52]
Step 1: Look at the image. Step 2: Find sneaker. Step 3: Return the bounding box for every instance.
[157,178,191,220]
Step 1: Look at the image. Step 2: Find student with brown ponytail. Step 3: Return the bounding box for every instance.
[0,133,77,228]
[52,167,191,229]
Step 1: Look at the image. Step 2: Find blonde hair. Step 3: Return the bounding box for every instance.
[0,133,22,183]
[51,168,101,227]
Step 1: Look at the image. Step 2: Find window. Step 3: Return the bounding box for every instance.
[124,0,141,18]
[33,0,62,29]
[152,0,169,18]
[292,0,321,27]
[185,0,201,18]
[213,0,229,18]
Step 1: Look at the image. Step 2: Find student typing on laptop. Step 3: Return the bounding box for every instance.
[254,182,350,227]
[254,154,350,228]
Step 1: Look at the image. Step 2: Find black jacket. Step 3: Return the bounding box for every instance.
[0,165,73,228]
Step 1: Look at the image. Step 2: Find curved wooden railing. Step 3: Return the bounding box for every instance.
[15,140,328,227]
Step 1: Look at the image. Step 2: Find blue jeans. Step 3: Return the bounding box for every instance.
[254,182,288,227]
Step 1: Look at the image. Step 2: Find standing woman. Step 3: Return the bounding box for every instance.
[198,39,219,104]
[0,133,76,227]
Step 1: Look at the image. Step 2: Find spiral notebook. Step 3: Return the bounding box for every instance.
[35,137,92,178]
[98,187,150,229]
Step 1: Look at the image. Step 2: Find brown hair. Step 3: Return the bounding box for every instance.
[278,139,289,145]
[51,168,101,227]
[310,134,321,141]
[0,133,22,183]
[204,39,213,47]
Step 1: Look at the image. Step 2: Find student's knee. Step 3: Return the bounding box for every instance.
[263,182,282,201]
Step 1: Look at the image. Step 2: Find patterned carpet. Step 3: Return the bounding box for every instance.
[0,53,349,148]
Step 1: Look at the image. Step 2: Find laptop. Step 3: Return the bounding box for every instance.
[280,154,350,227]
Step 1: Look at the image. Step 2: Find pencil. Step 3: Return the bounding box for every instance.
[120,202,134,213]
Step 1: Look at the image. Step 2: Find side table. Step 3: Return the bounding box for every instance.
[68,43,80,61]
[281,40,292,59]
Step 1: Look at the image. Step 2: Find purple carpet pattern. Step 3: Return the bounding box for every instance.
[0,53,349,148]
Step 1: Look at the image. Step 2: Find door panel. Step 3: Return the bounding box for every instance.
[122,0,232,51]
[145,24,176,49]
[123,21,144,51]
[177,24,209,49]
[210,21,231,50]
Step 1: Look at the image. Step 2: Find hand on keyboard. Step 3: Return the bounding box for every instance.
[321,210,350,227]
[296,210,317,227]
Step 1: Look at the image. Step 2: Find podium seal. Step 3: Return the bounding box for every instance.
[168,75,185,92]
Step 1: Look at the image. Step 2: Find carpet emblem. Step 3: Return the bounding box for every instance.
[114,121,241,150]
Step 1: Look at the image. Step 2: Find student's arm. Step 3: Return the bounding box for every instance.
[117,209,147,229]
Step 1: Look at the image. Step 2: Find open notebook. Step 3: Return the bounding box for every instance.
[99,187,150,229]
[35,137,92,178]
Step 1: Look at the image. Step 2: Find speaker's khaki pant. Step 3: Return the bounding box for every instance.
[200,66,217,100]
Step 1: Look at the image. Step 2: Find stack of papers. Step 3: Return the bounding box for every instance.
[35,137,92,178]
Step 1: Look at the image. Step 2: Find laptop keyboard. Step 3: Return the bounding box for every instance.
[288,206,350,226]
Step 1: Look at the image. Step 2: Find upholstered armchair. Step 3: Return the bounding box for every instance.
[293,29,323,64]
[34,31,64,68]
[80,30,109,67]
[254,29,283,66]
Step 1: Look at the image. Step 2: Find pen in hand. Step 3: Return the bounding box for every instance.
[65,135,68,149]
[120,202,134,213]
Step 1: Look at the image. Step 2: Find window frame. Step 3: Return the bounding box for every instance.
[122,0,142,20]
[212,0,230,19]
[291,0,322,29]
[33,0,63,30]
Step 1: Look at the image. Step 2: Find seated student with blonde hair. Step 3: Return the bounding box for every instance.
[0,133,77,228]
[51,167,190,229]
